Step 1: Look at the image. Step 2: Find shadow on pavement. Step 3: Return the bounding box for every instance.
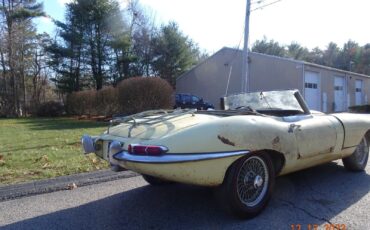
[3,162,370,230]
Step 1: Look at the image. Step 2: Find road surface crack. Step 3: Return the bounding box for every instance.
[302,175,337,214]
[277,198,335,226]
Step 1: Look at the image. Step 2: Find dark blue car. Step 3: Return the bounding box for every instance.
[175,93,214,110]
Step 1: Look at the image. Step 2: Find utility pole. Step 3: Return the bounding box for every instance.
[242,0,251,93]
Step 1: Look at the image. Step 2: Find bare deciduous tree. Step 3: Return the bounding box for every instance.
[0,0,44,116]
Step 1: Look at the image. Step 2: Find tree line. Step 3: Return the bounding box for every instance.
[48,0,204,93]
[0,0,204,117]
[252,37,370,75]
[1,1,369,117]
[0,0,46,116]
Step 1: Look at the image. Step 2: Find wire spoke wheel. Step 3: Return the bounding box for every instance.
[237,156,269,207]
[343,134,369,172]
[354,137,369,165]
[219,152,275,218]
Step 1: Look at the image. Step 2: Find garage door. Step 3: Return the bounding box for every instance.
[304,71,320,111]
[355,79,363,105]
[334,76,346,111]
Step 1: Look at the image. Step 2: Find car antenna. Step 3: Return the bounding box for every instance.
[225,66,233,96]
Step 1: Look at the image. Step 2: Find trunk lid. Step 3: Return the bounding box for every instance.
[107,110,219,140]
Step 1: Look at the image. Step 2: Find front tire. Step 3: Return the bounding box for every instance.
[142,174,173,186]
[342,136,369,171]
[219,152,275,218]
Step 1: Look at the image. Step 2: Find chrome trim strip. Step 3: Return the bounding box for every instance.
[113,150,249,164]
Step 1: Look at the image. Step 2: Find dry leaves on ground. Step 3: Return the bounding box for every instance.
[67,183,78,190]
[34,155,49,163]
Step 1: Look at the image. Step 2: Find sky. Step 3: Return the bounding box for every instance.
[36,0,370,54]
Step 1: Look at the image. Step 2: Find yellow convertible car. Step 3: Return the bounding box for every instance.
[82,89,370,218]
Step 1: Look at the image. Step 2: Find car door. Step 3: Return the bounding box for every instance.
[291,115,337,159]
[183,94,193,108]
[177,94,190,109]
[192,95,201,109]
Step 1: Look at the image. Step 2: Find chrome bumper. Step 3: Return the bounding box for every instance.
[81,135,97,154]
[113,150,249,164]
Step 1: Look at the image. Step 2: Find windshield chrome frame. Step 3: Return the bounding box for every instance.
[223,89,310,114]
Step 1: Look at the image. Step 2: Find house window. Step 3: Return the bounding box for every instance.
[305,83,318,89]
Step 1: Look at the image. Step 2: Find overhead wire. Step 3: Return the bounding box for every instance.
[225,0,283,63]
[224,0,283,95]
[251,0,283,12]
[251,0,267,5]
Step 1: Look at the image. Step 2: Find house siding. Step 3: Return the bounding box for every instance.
[249,52,303,92]
[176,47,370,112]
[177,48,243,109]
[304,64,370,112]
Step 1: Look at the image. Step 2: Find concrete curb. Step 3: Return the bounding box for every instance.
[0,169,139,202]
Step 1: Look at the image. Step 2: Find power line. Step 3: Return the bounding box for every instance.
[241,0,283,92]
[251,0,267,5]
[251,0,283,12]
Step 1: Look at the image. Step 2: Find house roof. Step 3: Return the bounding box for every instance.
[177,47,370,80]
[176,47,239,81]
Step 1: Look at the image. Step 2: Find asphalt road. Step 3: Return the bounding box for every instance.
[1,160,370,230]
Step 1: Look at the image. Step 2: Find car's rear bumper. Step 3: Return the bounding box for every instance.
[111,150,248,186]
[82,134,249,186]
[112,150,248,164]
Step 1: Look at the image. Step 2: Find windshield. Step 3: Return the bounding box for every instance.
[224,90,303,112]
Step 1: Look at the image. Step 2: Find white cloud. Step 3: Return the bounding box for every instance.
[57,0,73,6]
[117,0,129,10]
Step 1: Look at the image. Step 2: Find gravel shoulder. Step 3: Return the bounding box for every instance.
[0,169,138,202]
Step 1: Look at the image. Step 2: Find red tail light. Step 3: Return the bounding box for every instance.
[128,144,168,156]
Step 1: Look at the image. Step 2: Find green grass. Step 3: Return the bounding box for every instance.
[0,117,109,185]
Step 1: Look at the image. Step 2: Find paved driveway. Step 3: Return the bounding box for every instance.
[1,160,370,229]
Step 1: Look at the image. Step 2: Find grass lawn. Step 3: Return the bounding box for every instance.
[0,117,109,185]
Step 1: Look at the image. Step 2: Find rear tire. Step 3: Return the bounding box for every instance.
[218,152,275,218]
[342,136,369,171]
[142,174,173,186]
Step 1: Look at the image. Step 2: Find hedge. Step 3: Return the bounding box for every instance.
[37,101,65,117]
[66,77,174,116]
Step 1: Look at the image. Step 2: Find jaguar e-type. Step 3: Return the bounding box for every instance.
[82,89,370,218]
